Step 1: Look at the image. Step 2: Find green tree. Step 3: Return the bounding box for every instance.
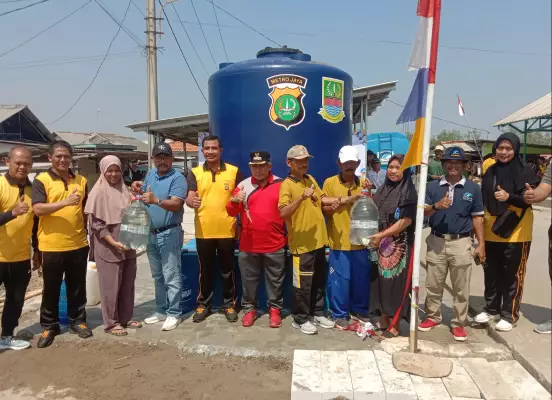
[430,129,465,147]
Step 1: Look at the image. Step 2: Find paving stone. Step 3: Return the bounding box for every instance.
[451,398,483,400]
[346,350,385,400]
[447,343,512,362]
[393,352,453,378]
[320,351,353,400]
[461,358,517,400]
[291,350,322,400]
[373,350,417,400]
[410,375,452,400]
[380,337,447,357]
[442,359,481,399]
[490,360,551,400]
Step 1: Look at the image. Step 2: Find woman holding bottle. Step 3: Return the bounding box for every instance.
[85,155,141,336]
[371,155,417,338]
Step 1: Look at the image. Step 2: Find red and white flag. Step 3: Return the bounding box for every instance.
[457,95,465,116]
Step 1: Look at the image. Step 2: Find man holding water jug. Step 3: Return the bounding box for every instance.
[131,142,187,332]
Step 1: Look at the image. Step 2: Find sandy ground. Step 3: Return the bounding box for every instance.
[0,339,291,400]
[0,269,42,299]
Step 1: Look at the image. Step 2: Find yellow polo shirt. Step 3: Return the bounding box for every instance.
[482,158,496,175]
[484,206,533,243]
[323,174,365,251]
[32,169,88,252]
[0,174,35,262]
[188,162,242,239]
[278,174,327,255]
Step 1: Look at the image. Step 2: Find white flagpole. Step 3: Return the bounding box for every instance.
[458,95,483,160]
[409,0,441,353]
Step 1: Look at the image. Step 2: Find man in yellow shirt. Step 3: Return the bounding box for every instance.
[186,135,243,323]
[278,145,334,335]
[322,146,372,330]
[0,147,36,351]
[32,141,92,348]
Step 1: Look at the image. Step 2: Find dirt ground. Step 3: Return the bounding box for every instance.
[0,339,292,400]
[0,269,43,299]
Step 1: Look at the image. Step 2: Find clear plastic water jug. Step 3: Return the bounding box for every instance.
[119,195,150,253]
[350,190,379,246]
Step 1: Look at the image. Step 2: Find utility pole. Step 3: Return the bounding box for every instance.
[146,0,159,168]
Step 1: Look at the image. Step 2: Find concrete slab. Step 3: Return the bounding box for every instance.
[461,358,517,400]
[291,350,322,400]
[373,350,417,400]
[441,359,481,399]
[490,360,551,400]
[410,375,451,400]
[346,350,385,400]
[320,351,353,400]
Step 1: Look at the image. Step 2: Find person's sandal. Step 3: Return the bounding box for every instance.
[123,321,143,329]
[107,327,128,336]
[382,330,399,339]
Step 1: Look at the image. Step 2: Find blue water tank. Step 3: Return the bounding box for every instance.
[209,46,353,183]
[366,132,410,169]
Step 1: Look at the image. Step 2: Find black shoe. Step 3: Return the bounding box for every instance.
[70,323,93,339]
[224,307,239,323]
[37,327,61,349]
[351,312,371,323]
[193,306,211,323]
[334,318,350,330]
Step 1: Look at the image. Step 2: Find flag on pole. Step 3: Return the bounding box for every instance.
[397,0,435,170]
[457,95,465,116]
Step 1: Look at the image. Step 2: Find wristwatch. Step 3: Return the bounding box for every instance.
[432,204,437,211]
[157,199,163,207]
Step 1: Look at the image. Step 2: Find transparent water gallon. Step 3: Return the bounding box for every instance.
[119,195,150,253]
[350,190,379,246]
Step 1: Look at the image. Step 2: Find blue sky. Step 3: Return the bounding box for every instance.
[1,0,550,141]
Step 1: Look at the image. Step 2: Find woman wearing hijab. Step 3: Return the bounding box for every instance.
[371,155,418,338]
[85,156,142,336]
[476,132,538,332]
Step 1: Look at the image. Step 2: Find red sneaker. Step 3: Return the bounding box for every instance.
[241,310,256,327]
[452,326,467,342]
[269,308,282,328]
[418,319,441,332]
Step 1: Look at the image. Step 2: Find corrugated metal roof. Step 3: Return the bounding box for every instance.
[0,104,26,123]
[494,92,552,126]
[439,140,479,153]
[54,131,148,153]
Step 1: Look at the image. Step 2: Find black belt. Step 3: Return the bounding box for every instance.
[150,223,180,235]
[431,231,471,241]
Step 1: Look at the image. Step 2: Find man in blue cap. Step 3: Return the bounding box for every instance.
[418,146,485,342]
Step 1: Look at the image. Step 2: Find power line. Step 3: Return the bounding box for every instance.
[190,0,216,67]
[0,0,92,59]
[0,0,51,17]
[204,0,281,47]
[159,0,208,103]
[209,0,228,61]
[94,0,144,48]
[172,3,209,75]
[47,0,134,125]
[130,0,145,17]
[0,0,36,3]
[0,51,141,70]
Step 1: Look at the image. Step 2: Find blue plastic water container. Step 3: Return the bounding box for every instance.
[366,132,410,169]
[59,280,69,325]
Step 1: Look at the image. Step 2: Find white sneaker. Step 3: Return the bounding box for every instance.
[474,312,492,324]
[161,316,181,331]
[144,313,166,325]
[0,336,31,351]
[495,319,514,332]
[292,321,318,335]
[313,315,335,329]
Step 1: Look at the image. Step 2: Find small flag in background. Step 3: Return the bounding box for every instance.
[457,95,465,116]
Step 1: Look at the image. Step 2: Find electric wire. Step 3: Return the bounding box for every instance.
[172,3,209,75]
[0,0,36,3]
[159,0,208,103]
[204,0,281,47]
[0,0,92,59]
[47,0,134,125]
[210,0,228,61]
[0,0,51,17]
[130,0,145,17]
[0,51,141,70]
[94,0,144,48]
[190,0,216,67]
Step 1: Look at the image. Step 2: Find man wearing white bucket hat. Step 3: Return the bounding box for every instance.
[428,144,445,182]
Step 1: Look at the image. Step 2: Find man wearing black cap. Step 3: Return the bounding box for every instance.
[226,151,286,328]
[131,142,187,332]
[419,146,485,342]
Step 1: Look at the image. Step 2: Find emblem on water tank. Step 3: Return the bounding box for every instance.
[266,74,307,130]
[318,77,345,123]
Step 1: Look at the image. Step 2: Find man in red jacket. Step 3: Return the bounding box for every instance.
[226,151,286,328]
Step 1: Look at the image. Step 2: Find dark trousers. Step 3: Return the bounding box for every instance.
[291,248,327,325]
[484,241,531,323]
[238,249,286,312]
[196,238,236,309]
[40,247,89,330]
[0,260,31,337]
